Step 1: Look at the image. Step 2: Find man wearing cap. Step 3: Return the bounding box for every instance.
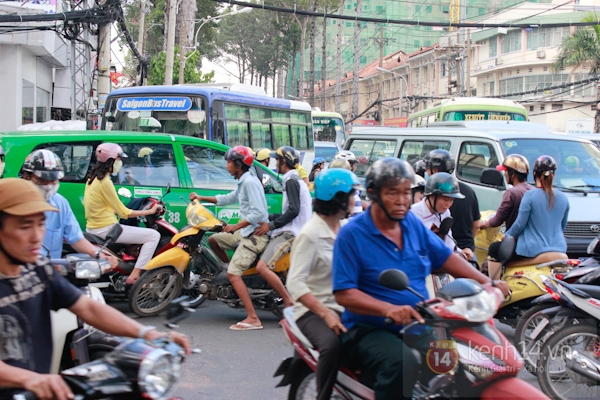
[0,179,190,400]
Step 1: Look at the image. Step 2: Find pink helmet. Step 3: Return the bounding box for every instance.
[95,143,128,163]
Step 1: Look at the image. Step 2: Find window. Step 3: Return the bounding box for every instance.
[499,77,523,97]
[36,88,50,123]
[360,56,367,64]
[489,37,497,58]
[182,145,236,190]
[524,74,568,95]
[529,105,534,112]
[399,140,451,167]
[116,143,179,187]
[22,80,34,125]
[540,104,546,111]
[226,120,250,147]
[527,27,570,49]
[34,142,96,183]
[457,142,499,184]
[348,139,397,178]
[552,104,563,111]
[376,5,383,13]
[501,30,521,54]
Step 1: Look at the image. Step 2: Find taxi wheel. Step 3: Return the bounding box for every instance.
[129,267,183,317]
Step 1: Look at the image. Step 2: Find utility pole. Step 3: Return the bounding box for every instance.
[164,0,177,85]
[447,37,453,95]
[455,33,461,96]
[334,0,344,114]
[320,11,327,110]
[466,29,471,96]
[97,0,111,111]
[377,27,384,125]
[308,0,318,106]
[178,18,186,84]
[137,0,148,86]
[351,0,362,119]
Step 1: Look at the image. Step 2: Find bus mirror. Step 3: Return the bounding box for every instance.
[480,168,505,189]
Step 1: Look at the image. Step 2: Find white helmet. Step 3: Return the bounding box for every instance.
[334,150,357,164]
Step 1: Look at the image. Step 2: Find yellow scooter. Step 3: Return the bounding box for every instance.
[129,200,290,317]
[476,210,573,327]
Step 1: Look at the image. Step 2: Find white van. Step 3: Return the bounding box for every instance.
[345,121,600,257]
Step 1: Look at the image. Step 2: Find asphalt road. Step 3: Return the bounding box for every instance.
[108,298,547,400]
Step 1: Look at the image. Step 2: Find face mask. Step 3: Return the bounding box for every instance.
[38,182,59,201]
[112,159,123,175]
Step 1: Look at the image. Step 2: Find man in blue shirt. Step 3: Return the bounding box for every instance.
[190,146,270,331]
[20,150,117,266]
[333,158,509,400]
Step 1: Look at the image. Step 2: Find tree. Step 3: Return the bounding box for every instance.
[553,13,600,132]
[147,45,215,85]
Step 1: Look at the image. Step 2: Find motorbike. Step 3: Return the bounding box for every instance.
[13,296,197,400]
[475,210,575,327]
[535,277,600,400]
[129,200,289,318]
[514,236,600,375]
[79,187,178,301]
[50,254,123,374]
[275,269,549,400]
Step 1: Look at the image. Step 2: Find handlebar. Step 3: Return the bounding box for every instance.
[12,391,38,400]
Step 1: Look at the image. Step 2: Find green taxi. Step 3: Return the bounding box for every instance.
[0,131,283,229]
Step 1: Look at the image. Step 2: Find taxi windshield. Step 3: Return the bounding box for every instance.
[501,139,600,192]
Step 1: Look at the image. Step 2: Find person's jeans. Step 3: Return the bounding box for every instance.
[87,223,160,270]
[296,311,342,400]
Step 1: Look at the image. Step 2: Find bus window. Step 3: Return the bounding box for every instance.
[400,140,451,166]
[313,114,346,147]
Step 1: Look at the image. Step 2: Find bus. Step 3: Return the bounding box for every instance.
[312,111,346,148]
[100,83,314,152]
[406,97,528,128]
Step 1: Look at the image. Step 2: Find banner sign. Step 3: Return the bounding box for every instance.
[117,97,192,112]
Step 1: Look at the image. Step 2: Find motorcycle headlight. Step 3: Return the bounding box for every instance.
[187,212,208,228]
[447,290,499,322]
[138,348,181,399]
[68,254,103,280]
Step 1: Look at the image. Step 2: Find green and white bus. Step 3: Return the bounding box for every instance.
[407,98,528,128]
[312,111,346,148]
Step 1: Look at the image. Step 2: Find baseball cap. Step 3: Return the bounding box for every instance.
[0,178,58,215]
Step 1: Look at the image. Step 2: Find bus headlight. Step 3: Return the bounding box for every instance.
[138,348,181,399]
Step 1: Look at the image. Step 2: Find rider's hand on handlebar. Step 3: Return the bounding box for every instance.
[323,309,347,335]
[385,305,424,325]
[149,204,163,215]
[24,373,73,400]
[491,280,510,297]
[189,192,200,201]
[99,253,119,270]
[146,329,192,355]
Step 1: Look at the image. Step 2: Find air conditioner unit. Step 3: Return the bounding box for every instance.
[474,65,482,71]
[495,58,503,66]
[536,50,546,59]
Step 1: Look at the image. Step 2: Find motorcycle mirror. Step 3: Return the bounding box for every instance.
[162,184,171,199]
[104,224,123,246]
[497,236,516,265]
[378,269,410,291]
[438,217,454,237]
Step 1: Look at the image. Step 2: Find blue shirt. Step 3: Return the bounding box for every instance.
[215,171,269,237]
[333,208,452,332]
[505,188,569,258]
[43,193,84,259]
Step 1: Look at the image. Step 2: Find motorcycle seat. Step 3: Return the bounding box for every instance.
[571,284,600,299]
[83,232,106,245]
[505,252,568,269]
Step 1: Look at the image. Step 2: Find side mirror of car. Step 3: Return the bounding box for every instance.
[480,168,506,189]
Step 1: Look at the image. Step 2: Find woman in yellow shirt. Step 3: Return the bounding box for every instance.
[84,143,162,284]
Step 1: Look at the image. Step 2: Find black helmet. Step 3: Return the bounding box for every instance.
[413,159,426,177]
[365,158,415,201]
[533,155,557,177]
[424,172,465,199]
[271,146,298,168]
[425,149,455,174]
[21,149,65,181]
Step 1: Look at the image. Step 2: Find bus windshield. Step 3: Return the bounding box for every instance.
[444,111,527,122]
[313,116,346,147]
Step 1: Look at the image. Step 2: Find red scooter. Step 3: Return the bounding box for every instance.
[275,269,549,400]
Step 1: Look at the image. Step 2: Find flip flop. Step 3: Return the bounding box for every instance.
[229,322,263,331]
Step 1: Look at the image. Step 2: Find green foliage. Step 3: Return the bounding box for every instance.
[147,45,215,85]
[553,12,600,76]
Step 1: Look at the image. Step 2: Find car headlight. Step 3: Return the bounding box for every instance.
[446,290,499,322]
[188,212,208,228]
[138,348,181,400]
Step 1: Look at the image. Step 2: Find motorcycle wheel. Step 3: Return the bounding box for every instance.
[514,303,558,376]
[129,267,183,317]
[288,363,316,400]
[538,324,600,400]
[181,285,206,308]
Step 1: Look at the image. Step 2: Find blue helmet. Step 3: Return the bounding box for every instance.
[313,157,326,166]
[315,168,361,201]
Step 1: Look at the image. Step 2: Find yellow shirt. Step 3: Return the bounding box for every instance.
[296,165,308,180]
[83,177,132,229]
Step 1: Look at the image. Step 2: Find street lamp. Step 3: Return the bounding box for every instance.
[376,67,408,118]
[178,6,252,84]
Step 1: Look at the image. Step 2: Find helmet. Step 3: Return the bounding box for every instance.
[365,158,415,201]
[271,146,299,168]
[533,155,557,177]
[565,155,580,169]
[334,150,357,164]
[411,174,426,189]
[357,156,369,165]
[225,146,254,168]
[255,148,271,162]
[96,143,127,163]
[328,159,351,170]
[313,157,326,166]
[413,159,427,177]
[315,168,361,201]
[21,149,65,181]
[424,172,465,199]
[138,147,153,158]
[497,154,529,174]
[425,149,455,174]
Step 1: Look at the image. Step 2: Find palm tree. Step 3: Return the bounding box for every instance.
[553,13,600,133]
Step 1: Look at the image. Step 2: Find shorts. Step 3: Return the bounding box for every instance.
[259,232,295,269]
[211,230,269,276]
